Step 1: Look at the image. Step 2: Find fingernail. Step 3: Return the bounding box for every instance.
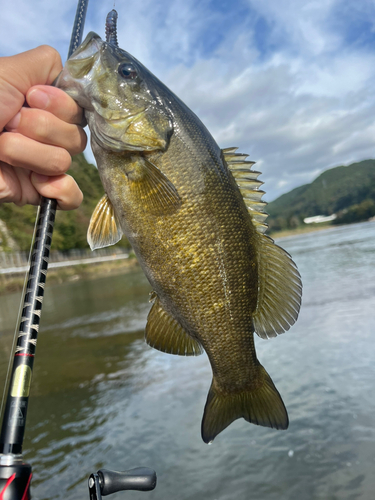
[5,112,21,131]
[27,88,50,109]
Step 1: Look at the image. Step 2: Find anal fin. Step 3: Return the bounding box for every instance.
[146,295,203,356]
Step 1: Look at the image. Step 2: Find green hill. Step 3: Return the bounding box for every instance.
[0,154,130,252]
[267,159,375,232]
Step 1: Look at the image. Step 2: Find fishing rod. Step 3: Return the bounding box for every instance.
[0,2,156,498]
[0,0,89,495]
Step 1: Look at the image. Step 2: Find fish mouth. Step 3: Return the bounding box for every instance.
[70,31,102,59]
[54,32,103,108]
[66,32,102,79]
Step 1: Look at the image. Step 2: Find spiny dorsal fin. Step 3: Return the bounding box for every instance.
[222,148,268,234]
[253,234,302,339]
[146,295,204,356]
[87,194,123,250]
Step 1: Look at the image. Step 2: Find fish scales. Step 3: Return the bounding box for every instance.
[56,10,302,443]
[97,135,258,352]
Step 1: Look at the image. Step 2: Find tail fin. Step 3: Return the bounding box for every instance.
[201,365,288,444]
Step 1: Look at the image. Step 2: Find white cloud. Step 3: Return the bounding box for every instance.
[2,0,375,201]
[246,0,342,55]
[0,2,75,56]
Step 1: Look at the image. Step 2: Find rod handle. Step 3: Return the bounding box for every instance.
[89,467,157,497]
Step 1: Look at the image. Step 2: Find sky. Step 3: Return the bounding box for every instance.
[1,0,375,201]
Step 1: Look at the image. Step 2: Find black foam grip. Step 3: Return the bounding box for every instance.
[98,468,157,495]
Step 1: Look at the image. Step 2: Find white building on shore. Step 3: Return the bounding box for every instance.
[304,214,337,224]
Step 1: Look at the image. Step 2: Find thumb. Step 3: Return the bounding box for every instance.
[0,45,63,130]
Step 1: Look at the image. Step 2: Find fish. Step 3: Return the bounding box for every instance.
[56,10,302,444]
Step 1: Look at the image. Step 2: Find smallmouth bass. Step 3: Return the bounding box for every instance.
[56,10,302,443]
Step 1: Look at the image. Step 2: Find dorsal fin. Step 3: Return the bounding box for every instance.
[223,148,302,338]
[222,148,268,234]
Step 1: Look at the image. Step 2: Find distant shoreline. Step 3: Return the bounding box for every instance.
[0,256,140,296]
[271,223,333,240]
[272,218,375,240]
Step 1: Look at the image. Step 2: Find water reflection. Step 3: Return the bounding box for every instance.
[0,222,374,500]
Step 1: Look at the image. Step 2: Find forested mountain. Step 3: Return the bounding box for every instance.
[0,154,130,252]
[267,159,375,232]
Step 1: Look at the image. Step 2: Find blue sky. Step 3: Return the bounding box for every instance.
[2,0,375,201]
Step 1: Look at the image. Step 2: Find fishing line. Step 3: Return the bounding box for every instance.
[0,206,40,419]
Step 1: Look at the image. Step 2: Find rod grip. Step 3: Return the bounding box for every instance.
[98,467,157,495]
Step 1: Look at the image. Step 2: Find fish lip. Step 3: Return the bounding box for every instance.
[60,33,102,88]
[69,32,102,60]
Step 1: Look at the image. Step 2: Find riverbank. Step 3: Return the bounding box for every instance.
[0,256,140,295]
[271,222,333,239]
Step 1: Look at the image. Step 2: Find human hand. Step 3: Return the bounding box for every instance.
[0,45,86,209]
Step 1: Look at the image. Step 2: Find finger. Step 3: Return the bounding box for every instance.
[0,46,62,130]
[0,162,40,206]
[27,85,85,125]
[5,107,87,155]
[31,172,83,210]
[0,132,71,176]
[2,46,62,92]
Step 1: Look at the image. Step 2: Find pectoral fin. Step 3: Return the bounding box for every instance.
[127,157,181,216]
[146,295,203,356]
[87,194,123,250]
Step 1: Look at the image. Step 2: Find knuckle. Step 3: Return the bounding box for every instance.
[14,197,27,207]
[59,176,83,210]
[67,104,84,126]
[70,189,84,209]
[38,45,62,66]
[51,148,71,174]
[0,133,19,165]
[71,128,87,154]
[80,129,88,150]
[33,112,50,141]
[0,176,14,204]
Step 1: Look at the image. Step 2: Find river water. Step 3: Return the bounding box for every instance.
[0,221,374,500]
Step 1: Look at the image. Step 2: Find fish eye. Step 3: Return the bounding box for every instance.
[118,63,137,80]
